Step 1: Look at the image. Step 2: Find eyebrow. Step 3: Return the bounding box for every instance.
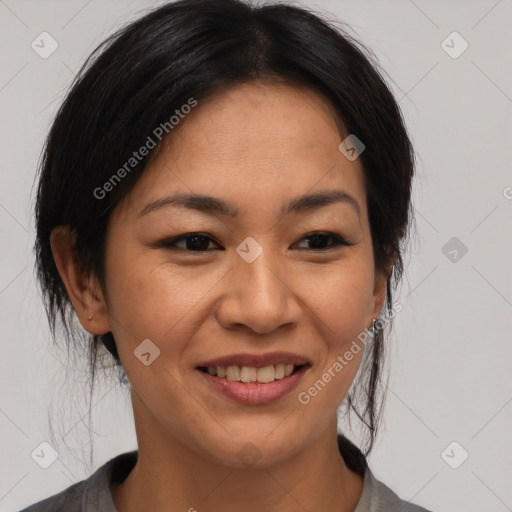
[138,189,361,220]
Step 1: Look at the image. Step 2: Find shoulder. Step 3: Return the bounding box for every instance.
[337,435,432,512]
[18,451,137,512]
[18,481,84,512]
[359,467,433,512]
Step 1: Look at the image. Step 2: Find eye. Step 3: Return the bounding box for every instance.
[156,232,222,252]
[153,231,353,252]
[294,232,354,251]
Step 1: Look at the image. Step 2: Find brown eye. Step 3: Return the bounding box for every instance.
[295,232,353,251]
[156,233,222,252]
[153,231,353,253]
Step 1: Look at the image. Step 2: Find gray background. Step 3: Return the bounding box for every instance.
[1,0,511,511]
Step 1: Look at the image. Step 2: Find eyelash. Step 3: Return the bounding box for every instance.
[154,231,354,252]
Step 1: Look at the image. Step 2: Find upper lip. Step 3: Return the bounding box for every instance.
[196,351,310,369]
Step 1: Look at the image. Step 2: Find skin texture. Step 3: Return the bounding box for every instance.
[51,82,389,512]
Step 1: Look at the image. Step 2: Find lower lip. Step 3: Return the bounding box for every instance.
[196,366,309,405]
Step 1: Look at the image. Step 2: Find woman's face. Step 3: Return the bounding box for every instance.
[100,82,387,467]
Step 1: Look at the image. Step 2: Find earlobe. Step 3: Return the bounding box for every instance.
[50,226,111,335]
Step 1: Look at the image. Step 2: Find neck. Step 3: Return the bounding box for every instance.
[112,404,364,512]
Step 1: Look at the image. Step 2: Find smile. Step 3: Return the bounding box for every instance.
[198,363,303,383]
[196,363,311,404]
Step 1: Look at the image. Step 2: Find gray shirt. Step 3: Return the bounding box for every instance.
[19,441,432,512]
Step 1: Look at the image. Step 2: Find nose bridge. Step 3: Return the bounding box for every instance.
[241,251,284,307]
[216,238,300,334]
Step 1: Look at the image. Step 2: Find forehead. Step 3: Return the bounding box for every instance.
[181,82,341,152]
[117,82,367,220]
[168,82,346,171]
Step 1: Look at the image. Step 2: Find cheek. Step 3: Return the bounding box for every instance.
[106,237,375,354]
[294,265,373,420]
[103,247,225,361]
[302,258,375,342]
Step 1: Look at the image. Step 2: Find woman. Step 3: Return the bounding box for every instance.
[23,0,431,510]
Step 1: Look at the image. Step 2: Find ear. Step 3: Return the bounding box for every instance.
[369,259,393,325]
[50,225,111,335]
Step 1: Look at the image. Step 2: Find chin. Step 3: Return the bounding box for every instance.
[194,429,306,470]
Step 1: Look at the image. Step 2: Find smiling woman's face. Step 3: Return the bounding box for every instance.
[99,82,387,467]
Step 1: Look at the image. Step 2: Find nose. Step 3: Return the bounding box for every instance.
[214,249,302,335]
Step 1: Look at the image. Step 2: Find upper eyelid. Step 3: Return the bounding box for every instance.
[157,231,352,249]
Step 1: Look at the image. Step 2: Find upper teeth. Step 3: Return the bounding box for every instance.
[207,364,295,383]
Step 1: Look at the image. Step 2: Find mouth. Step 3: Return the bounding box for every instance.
[196,363,310,383]
[195,352,311,405]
